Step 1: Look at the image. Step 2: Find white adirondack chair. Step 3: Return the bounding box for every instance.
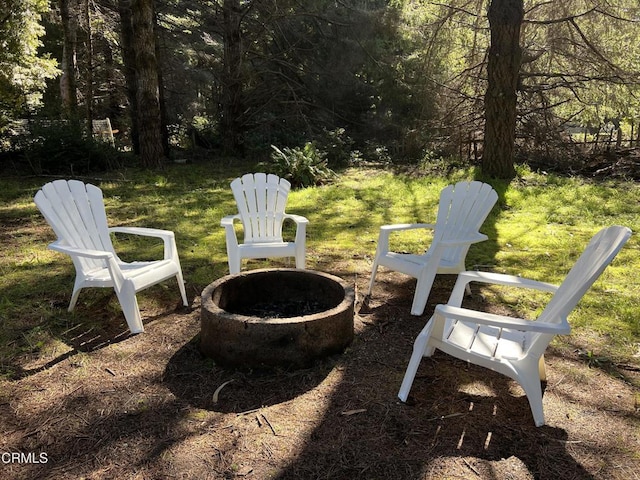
[34,179,188,334]
[398,225,632,427]
[367,181,498,316]
[221,173,309,274]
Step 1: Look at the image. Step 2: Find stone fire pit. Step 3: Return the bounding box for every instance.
[200,268,355,368]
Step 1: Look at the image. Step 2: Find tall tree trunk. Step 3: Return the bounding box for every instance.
[118,0,140,154]
[153,13,170,158]
[59,0,78,116]
[482,0,523,179]
[83,0,93,133]
[157,65,170,158]
[103,40,120,126]
[221,0,244,155]
[132,0,165,168]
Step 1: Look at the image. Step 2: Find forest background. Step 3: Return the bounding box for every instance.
[1,0,640,179]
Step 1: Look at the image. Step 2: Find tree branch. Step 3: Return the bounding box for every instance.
[568,17,622,73]
[524,7,597,25]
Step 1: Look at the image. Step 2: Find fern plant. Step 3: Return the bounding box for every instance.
[267,143,336,188]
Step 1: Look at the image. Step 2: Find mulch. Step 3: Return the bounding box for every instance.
[1,272,638,479]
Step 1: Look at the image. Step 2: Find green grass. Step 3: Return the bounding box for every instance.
[1,161,638,377]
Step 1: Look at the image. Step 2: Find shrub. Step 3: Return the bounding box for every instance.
[265,143,336,188]
[318,127,354,167]
[17,118,129,174]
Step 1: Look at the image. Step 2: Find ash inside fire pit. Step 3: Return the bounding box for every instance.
[200,269,355,369]
[232,299,329,318]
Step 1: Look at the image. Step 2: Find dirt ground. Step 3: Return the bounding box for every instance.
[1,268,639,480]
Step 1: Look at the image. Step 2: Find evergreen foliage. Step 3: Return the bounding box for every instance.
[0,0,639,173]
[0,0,58,120]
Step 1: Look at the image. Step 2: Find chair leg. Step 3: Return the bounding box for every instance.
[295,248,305,270]
[67,276,87,311]
[516,362,546,427]
[116,279,144,334]
[525,387,545,427]
[410,269,438,316]
[176,271,188,307]
[398,320,436,401]
[367,259,380,296]
[68,287,82,312]
[228,253,241,275]
[410,293,428,316]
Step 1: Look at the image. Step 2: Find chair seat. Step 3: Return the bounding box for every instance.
[443,320,527,361]
[237,242,297,259]
[239,240,294,248]
[83,259,179,291]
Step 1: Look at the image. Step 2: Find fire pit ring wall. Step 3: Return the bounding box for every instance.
[200,269,355,368]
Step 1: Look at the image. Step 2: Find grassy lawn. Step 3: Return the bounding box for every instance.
[1,162,638,375]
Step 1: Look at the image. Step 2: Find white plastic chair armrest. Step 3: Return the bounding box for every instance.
[446,270,559,309]
[49,241,126,288]
[283,213,309,225]
[48,241,114,260]
[284,214,308,245]
[221,214,241,249]
[376,223,436,253]
[438,232,488,246]
[435,305,570,334]
[109,226,179,261]
[380,223,436,233]
[220,214,241,227]
[109,226,175,239]
[456,271,559,293]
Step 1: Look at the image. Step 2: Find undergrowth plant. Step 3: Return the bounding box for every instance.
[265,143,336,188]
[12,119,130,175]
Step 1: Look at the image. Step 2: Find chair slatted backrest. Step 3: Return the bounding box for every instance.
[34,180,116,272]
[523,226,631,356]
[92,118,115,147]
[541,225,631,326]
[231,173,291,244]
[431,181,498,264]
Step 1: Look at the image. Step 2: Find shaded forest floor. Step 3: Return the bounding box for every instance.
[1,268,639,480]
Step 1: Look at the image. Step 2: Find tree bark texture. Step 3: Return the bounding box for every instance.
[131,0,165,167]
[59,0,78,115]
[221,0,244,155]
[118,0,140,154]
[154,17,170,158]
[483,0,523,179]
[83,0,93,131]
